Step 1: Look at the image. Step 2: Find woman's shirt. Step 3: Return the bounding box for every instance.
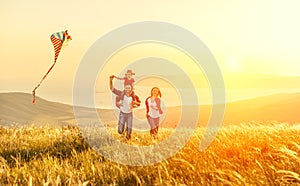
[147,98,160,118]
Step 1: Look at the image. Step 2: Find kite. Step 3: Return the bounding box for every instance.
[32,30,72,103]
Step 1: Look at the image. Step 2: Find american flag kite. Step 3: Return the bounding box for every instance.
[32,30,72,103]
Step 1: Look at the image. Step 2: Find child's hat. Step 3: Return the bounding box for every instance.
[126,69,135,75]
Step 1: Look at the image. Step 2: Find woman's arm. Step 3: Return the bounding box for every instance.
[155,98,163,114]
[150,105,159,110]
[145,97,150,118]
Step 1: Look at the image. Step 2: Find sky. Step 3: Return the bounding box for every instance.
[1,0,300,107]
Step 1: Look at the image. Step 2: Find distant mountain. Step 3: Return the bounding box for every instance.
[223,93,300,124]
[0,92,74,126]
[0,92,114,127]
[0,92,299,127]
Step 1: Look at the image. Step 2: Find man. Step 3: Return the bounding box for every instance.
[109,75,140,139]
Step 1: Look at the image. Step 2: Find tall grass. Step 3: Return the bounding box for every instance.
[0,122,300,185]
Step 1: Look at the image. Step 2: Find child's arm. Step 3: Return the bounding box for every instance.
[113,76,125,80]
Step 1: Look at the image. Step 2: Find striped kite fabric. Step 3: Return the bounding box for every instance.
[32,30,72,103]
[51,31,72,62]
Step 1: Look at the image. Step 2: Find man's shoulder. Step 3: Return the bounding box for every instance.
[112,88,122,95]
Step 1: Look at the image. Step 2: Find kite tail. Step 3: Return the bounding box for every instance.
[32,88,36,103]
[32,62,57,104]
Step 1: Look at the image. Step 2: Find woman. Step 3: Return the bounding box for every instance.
[145,87,163,138]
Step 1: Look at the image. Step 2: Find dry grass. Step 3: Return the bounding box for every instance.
[0,122,300,185]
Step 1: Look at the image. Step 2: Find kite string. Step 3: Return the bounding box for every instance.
[32,30,71,104]
[32,61,57,103]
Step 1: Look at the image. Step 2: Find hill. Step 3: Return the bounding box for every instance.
[224,93,300,124]
[0,92,300,127]
[0,92,74,126]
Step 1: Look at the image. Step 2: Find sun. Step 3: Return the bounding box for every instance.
[227,59,239,72]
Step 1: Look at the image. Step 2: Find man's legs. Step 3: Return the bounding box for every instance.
[118,112,133,139]
[125,112,133,139]
[118,112,126,134]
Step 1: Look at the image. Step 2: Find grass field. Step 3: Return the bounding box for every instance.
[1,122,300,185]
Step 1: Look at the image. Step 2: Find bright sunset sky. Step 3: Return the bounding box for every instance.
[1,1,300,106]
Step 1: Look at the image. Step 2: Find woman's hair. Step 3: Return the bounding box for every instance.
[151,87,162,98]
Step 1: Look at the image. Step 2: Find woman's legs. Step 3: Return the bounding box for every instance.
[147,117,156,129]
[153,117,159,131]
[148,117,160,138]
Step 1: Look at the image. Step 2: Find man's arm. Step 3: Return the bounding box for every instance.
[109,75,114,91]
[109,76,123,96]
[116,96,121,108]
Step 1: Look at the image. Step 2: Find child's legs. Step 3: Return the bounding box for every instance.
[131,91,135,101]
